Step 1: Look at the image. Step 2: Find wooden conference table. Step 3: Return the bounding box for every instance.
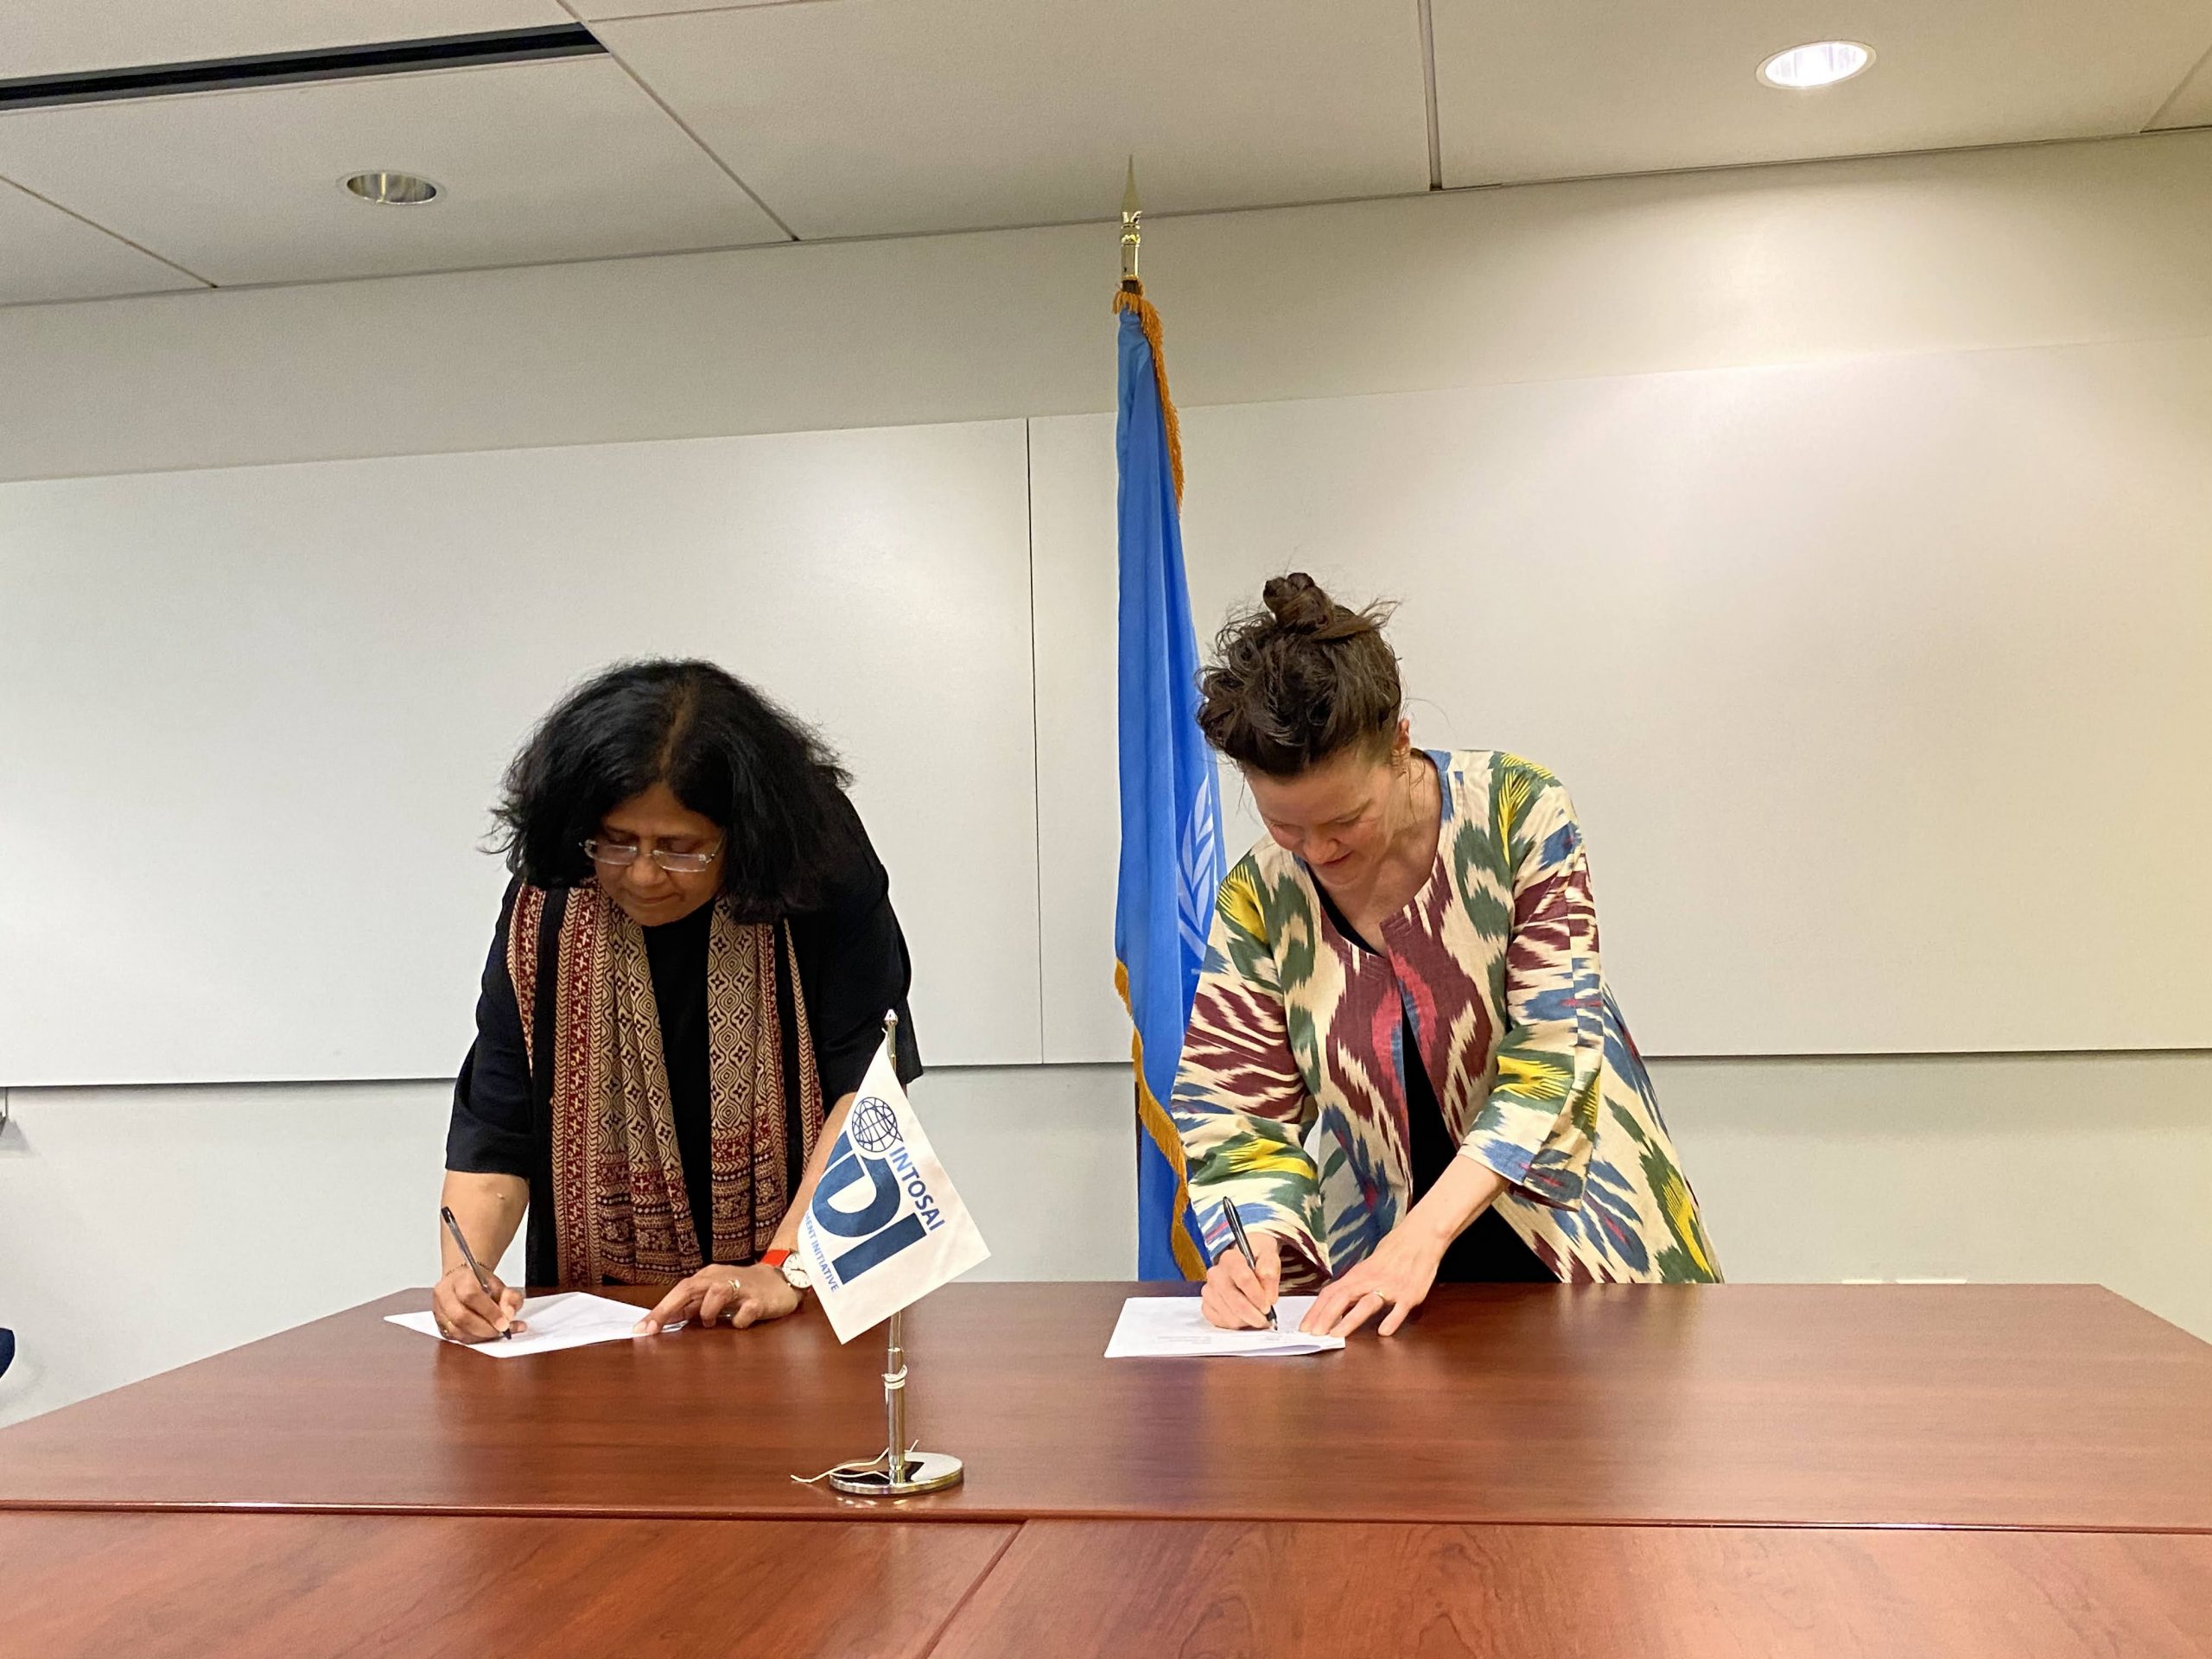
[6,1282,2210,1656]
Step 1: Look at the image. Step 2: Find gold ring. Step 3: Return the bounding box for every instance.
[723,1280,743,1320]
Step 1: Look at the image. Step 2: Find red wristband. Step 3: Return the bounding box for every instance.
[762,1248,792,1268]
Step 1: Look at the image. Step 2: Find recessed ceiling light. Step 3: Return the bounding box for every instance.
[1758,41,1874,90]
[342,170,442,206]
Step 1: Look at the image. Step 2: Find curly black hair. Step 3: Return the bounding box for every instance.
[490,658,856,916]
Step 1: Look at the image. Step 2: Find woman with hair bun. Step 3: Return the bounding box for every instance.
[1178,574,1719,1337]
[432,658,920,1342]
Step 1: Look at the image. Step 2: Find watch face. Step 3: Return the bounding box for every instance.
[780,1261,812,1292]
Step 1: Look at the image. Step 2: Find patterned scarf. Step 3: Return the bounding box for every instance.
[507,882,825,1287]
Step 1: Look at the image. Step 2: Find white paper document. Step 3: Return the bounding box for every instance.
[385,1291,678,1357]
[1104,1295,1344,1358]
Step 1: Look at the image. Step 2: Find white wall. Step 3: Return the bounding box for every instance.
[0,420,1045,1082]
[1029,347,2212,1060]
[1669,1050,2212,1344]
[3,129,2209,1423]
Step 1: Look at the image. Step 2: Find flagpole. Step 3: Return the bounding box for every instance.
[1113,156,1208,1279]
[1120,156,1141,289]
[883,1309,907,1486]
[824,1011,964,1497]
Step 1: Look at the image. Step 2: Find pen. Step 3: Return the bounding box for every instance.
[439,1205,512,1341]
[1217,1199,1278,1331]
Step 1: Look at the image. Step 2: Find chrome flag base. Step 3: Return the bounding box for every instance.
[819,1309,964,1497]
[825,1448,965,1497]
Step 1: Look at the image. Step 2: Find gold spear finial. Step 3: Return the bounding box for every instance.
[1120,156,1141,289]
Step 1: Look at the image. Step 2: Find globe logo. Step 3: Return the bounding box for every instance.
[850,1096,903,1155]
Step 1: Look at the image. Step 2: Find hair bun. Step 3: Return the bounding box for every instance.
[1198,575,1402,775]
[1262,572,1338,634]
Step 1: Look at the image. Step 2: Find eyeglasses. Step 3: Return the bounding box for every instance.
[582,838,721,874]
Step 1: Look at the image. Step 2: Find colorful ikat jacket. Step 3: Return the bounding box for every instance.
[1172,750,1720,1287]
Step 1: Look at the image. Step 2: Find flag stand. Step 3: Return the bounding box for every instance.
[824,1309,963,1495]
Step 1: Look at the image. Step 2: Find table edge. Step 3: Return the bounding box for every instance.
[0,1493,2204,1536]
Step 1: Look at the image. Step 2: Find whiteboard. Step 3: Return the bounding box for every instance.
[1033,335,2212,1058]
[0,421,1040,1084]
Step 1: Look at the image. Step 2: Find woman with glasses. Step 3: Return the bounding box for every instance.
[433,658,919,1343]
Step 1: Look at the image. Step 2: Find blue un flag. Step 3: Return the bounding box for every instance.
[1113,283,1224,1281]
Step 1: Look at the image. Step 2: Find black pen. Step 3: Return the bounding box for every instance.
[1217,1199,1278,1331]
[440,1205,512,1340]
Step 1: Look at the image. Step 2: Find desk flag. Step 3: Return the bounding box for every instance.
[1113,279,1224,1282]
[795,1038,989,1343]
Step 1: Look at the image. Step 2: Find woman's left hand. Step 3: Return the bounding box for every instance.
[1300,1222,1447,1338]
[633,1263,799,1335]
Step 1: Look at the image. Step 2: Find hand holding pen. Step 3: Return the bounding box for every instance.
[1201,1199,1282,1332]
[435,1205,525,1343]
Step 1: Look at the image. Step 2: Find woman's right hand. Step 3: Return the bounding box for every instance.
[430,1262,526,1343]
[1200,1229,1281,1330]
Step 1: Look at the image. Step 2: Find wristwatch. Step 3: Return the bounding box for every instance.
[762,1248,810,1293]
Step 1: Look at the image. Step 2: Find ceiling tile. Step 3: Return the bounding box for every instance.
[597,0,1430,239]
[1433,0,2212,186]
[0,177,203,303]
[570,1,791,17]
[0,3,571,80]
[0,58,786,287]
[2152,43,2212,127]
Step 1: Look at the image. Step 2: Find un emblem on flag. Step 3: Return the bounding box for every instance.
[850,1096,902,1155]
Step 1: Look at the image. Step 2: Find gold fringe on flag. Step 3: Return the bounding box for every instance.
[1114,279,1185,507]
[1117,961,1210,1281]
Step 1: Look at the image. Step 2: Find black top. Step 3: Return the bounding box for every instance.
[1314,884,1552,1286]
[446,795,923,1286]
